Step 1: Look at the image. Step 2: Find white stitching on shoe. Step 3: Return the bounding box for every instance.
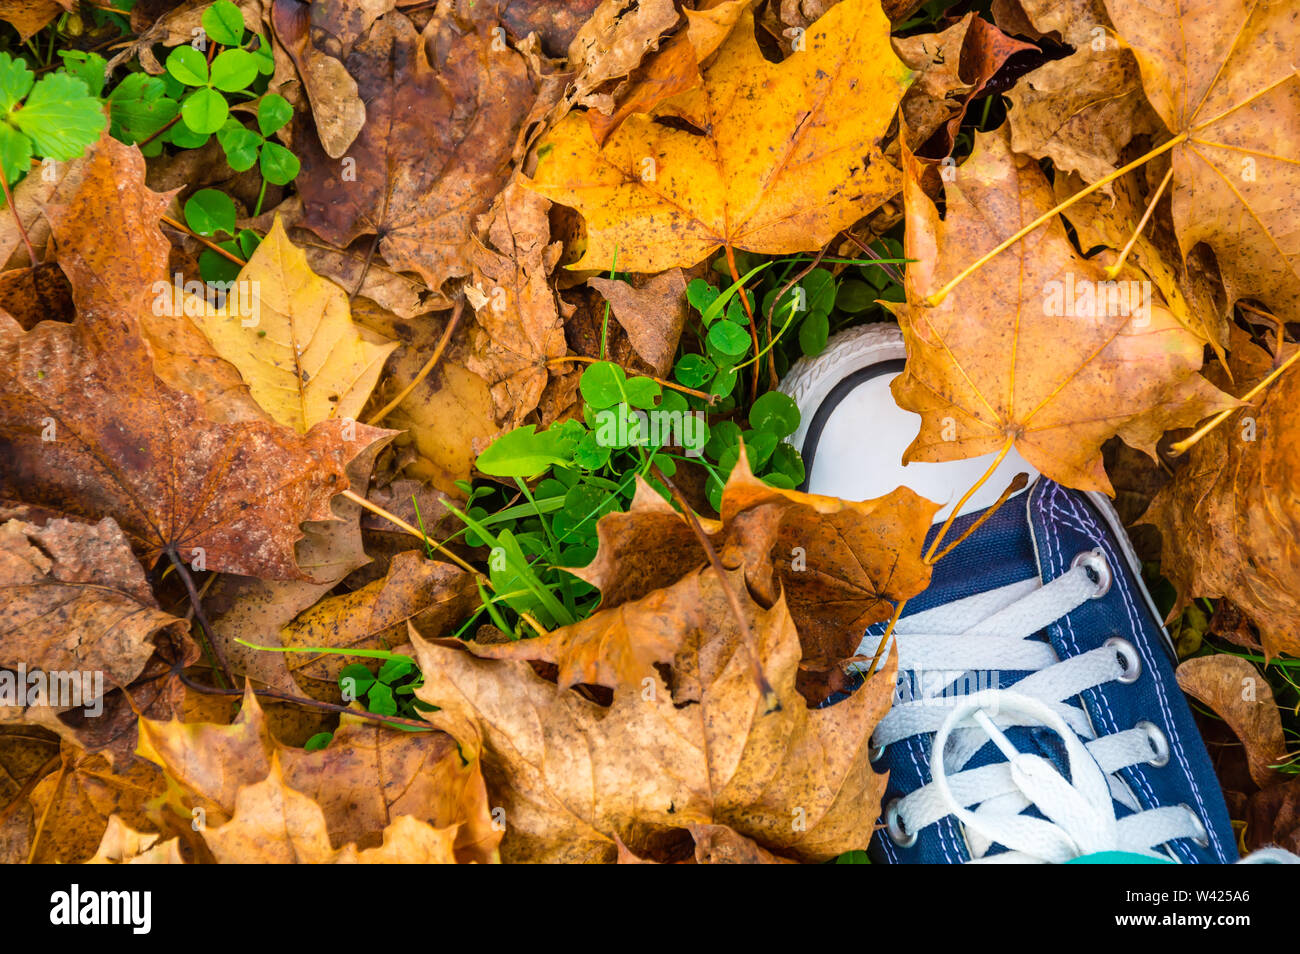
[1053,484,1225,862]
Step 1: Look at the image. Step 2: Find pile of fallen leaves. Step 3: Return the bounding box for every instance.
[0,0,1296,864]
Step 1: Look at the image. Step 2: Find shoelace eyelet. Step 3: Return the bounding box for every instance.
[1137,720,1170,766]
[884,798,917,848]
[1105,636,1142,684]
[869,742,886,762]
[1179,803,1211,848]
[1071,548,1112,597]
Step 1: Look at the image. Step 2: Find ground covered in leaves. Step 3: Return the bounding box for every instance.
[0,0,1297,864]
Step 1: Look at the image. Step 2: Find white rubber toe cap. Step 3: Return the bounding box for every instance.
[779,323,1039,521]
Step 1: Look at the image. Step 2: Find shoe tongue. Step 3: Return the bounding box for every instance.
[905,488,1040,618]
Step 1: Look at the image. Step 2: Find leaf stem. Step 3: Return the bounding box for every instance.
[160,213,246,266]
[547,354,717,402]
[0,161,37,266]
[1168,346,1300,457]
[924,133,1187,306]
[365,298,464,425]
[723,243,763,394]
[650,459,779,714]
[1103,165,1174,279]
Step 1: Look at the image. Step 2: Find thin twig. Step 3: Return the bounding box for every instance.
[173,667,436,731]
[366,298,464,425]
[839,230,903,285]
[0,162,37,265]
[160,213,246,266]
[650,461,779,714]
[723,244,763,395]
[339,489,551,639]
[166,546,234,689]
[548,354,717,403]
[765,243,830,386]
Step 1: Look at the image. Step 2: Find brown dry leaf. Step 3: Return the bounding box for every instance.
[270,0,366,159]
[1246,779,1300,854]
[0,262,75,331]
[204,447,380,696]
[136,687,500,862]
[1176,654,1286,789]
[464,180,568,428]
[585,0,752,147]
[527,0,912,272]
[451,0,604,58]
[888,127,1236,494]
[0,138,390,579]
[0,154,85,270]
[474,451,936,705]
[1143,329,1300,656]
[295,11,537,294]
[896,13,1036,153]
[588,268,687,376]
[201,756,463,863]
[412,567,894,863]
[0,517,185,697]
[279,551,475,700]
[688,822,799,863]
[1003,0,1161,184]
[0,0,69,39]
[567,0,680,109]
[1102,0,1300,320]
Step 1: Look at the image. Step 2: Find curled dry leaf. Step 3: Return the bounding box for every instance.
[412,568,893,864]
[194,215,397,433]
[888,128,1236,493]
[1143,330,1300,657]
[566,0,680,109]
[1103,0,1300,320]
[585,0,753,147]
[528,0,913,272]
[296,11,536,294]
[0,138,390,579]
[0,517,184,697]
[895,12,1036,153]
[1176,654,1286,789]
[1003,0,1161,184]
[464,180,568,428]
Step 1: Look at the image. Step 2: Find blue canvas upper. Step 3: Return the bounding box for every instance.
[830,478,1236,864]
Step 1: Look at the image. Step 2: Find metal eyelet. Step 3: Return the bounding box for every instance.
[884,798,917,848]
[1180,804,1211,848]
[1071,548,1112,597]
[869,742,886,762]
[1137,720,1170,767]
[1105,637,1142,684]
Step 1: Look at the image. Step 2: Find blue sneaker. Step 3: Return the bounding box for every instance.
[780,324,1237,864]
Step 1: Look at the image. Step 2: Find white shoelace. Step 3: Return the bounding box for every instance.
[859,554,1209,864]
